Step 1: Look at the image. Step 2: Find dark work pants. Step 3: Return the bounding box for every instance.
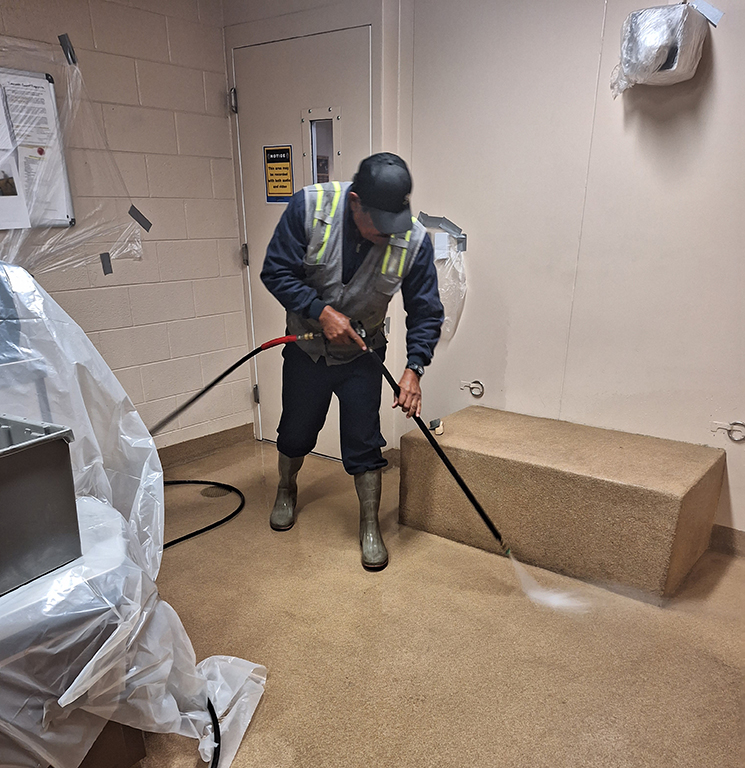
[276,342,387,475]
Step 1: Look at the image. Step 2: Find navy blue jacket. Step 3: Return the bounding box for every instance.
[261,188,444,368]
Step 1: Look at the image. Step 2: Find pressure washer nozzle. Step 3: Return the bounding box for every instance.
[297,332,317,341]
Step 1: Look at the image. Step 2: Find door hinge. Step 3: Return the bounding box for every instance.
[229,87,238,114]
[241,243,249,266]
[253,384,260,404]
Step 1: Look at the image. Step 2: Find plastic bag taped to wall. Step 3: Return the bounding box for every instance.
[0,262,265,768]
[610,4,709,98]
[419,213,467,341]
[0,35,142,275]
[429,229,466,341]
[419,211,467,340]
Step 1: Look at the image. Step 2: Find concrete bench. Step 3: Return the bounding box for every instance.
[399,406,726,597]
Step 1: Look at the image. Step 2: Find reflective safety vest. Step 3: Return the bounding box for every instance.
[287,181,427,365]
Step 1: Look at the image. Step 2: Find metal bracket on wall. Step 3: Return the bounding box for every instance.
[418,212,467,252]
[241,243,249,266]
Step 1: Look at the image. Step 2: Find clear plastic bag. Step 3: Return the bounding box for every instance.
[0,35,142,275]
[0,262,265,768]
[431,230,467,341]
[419,213,467,342]
[611,4,709,98]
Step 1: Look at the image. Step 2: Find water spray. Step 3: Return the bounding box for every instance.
[356,326,589,613]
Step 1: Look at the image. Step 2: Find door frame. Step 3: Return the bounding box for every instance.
[225,0,415,446]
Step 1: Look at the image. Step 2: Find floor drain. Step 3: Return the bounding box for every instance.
[201,485,231,498]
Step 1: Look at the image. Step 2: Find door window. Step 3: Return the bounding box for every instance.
[311,119,334,183]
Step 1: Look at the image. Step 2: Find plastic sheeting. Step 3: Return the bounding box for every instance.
[430,231,466,341]
[0,35,142,274]
[0,261,265,767]
[611,3,709,98]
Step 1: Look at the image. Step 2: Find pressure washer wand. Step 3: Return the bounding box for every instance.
[149,332,319,436]
[367,347,509,554]
[148,325,507,550]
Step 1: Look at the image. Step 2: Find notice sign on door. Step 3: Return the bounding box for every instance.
[264,145,294,203]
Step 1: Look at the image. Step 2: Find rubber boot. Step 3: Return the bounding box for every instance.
[354,469,388,570]
[270,453,304,531]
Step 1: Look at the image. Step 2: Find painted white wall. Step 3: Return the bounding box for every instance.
[409,0,743,531]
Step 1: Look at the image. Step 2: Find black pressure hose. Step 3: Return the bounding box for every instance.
[207,698,221,768]
[151,327,508,553]
[154,334,321,549]
[154,335,324,552]
[163,480,245,549]
[152,333,318,768]
[154,337,305,548]
[150,332,319,436]
[150,327,508,767]
[373,352,507,551]
[351,323,509,554]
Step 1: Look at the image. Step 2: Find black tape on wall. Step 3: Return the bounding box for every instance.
[58,34,78,65]
[128,205,152,232]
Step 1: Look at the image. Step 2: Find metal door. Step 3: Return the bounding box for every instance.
[233,27,372,459]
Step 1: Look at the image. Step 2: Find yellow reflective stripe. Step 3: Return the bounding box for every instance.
[314,182,342,263]
[397,229,413,277]
[317,183,341,262]
[317,227,332,262]
[329,181,342,217]
[381,244,392,274]
[312,183,325,249]
[310,185,325,261]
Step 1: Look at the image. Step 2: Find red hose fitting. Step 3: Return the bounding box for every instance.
[259,331,317,351]
[259,335,297,350]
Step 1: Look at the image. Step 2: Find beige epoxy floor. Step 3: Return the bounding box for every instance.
[141,439,744,768]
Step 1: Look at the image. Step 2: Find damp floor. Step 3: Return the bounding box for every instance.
[141,438,744,768]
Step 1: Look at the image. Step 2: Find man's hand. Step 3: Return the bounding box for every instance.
[394,368,422,418]
[319,306,367,350]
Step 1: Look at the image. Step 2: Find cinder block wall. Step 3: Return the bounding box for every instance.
[0,0,251,449]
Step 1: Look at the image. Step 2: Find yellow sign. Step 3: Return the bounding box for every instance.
[264,145,294,203]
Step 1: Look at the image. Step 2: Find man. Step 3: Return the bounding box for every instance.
[260,152,444,571]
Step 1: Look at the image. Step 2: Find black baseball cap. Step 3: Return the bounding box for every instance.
[351,153,412,235]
